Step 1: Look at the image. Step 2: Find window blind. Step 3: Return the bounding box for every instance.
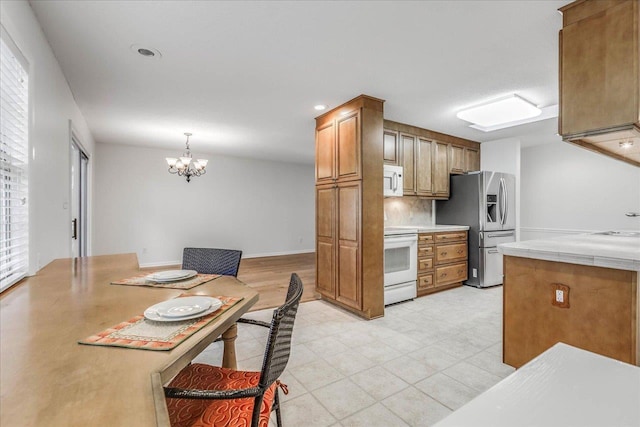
[0,29,29,292]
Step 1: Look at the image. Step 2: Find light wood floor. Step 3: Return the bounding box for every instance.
[237,252,319,312]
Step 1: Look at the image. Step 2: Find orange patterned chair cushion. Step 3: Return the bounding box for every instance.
[166,364,277,427]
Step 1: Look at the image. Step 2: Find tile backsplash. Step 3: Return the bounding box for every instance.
[384,196,433,226]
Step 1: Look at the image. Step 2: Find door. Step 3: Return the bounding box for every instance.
[432,141,449,197]
[384,234,418,286]
[336,110,360,182]
[481,171,502,231]
[336,181,361,310]
[499,173,516,230]
[481,247,504,287]
[316,184,336,297]
[415,138,433,196]
[383,129,399,165]
[400,133,415,194]
[70,138,89,258]
[315,122,335,183]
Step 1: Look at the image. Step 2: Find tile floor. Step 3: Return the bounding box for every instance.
[193,285,514,426]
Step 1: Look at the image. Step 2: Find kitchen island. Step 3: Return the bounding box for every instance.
[499,232,640,368]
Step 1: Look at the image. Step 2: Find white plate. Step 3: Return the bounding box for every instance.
[144,297,223,322]
[146,270,197,282]
[155,296,212,318]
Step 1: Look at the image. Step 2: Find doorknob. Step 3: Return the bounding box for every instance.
[72,218,78,240]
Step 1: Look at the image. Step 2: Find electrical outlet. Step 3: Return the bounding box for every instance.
[552,283,570,308]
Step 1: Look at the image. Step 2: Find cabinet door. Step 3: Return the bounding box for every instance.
[316,122,335,184]
[415,138,433,196]
[336,110,361,182]
[449,145,465,174]
[316,185,336,297]
[383,130,399,165]
[400,133,416,194]
[336,181,361,310]
[464,148,480,172]
[560,0,637,136]
[432,141,450,197]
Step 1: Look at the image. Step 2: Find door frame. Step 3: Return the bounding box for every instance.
[68,120,91,258]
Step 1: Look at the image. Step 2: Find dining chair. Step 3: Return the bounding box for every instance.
[182,247,243,277]
[164,273,304,427]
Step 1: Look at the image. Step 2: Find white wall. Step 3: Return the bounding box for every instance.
[93,143,315,266]
[520,141,640,241]
[480,137,522,240]
[1,0,96,273]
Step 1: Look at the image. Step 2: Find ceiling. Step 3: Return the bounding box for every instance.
[30,0,568,164]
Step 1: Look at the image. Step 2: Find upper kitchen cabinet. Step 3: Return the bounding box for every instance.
[400,133,417,194]
[559,0,640,167]
[464,147,480,172]
[315,95,385,320]
[449,145,465,174]
[316,108,362,183]
[384,120,480,199]
[451,145,480,174]
[383,130,399,165]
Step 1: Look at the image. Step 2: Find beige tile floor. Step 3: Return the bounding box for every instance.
[193,285,513,427]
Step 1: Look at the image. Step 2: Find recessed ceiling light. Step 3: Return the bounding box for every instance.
[457,94,541,128]
[314,104,327,111]
[619,140,634,149]
[129,44,162,59]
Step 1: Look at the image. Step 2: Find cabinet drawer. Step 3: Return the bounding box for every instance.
[435,243,467,264]
[418,246,434,258]
[418,258,433,272]
[417,274,434,290]
[418,233,434,245]
[435,262,468,286]
[435,231,467,243]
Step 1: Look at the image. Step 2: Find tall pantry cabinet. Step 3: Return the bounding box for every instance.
[315,95,385,319]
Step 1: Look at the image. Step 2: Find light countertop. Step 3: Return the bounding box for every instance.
[434,343,640,427]
[499,232,640,271]
[384,224,469,234]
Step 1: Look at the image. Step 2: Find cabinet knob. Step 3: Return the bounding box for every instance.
[440,252,447,256]
[457,250,464,254]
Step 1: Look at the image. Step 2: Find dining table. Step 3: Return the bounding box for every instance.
[0,253,259,427]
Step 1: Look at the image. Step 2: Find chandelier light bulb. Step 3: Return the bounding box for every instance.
[166,133,208,182]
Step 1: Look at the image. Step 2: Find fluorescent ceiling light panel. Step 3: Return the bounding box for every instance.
[457,94,542,127]
[469,104,558,132]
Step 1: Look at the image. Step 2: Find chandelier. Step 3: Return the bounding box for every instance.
[165,133,208,183]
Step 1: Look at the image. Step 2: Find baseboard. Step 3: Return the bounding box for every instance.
[138,249,315,269]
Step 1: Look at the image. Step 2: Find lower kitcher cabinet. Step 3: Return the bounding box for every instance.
[417,230,469,297]
[315,181,365,312]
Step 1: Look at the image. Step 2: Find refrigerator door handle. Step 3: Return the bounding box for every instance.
[499,178,507,226]
[502,178,508,226]
[497,178,504,225]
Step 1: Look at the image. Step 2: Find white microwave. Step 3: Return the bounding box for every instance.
[383,165,403,197]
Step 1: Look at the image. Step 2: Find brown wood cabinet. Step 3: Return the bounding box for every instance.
[417,230,468,296]
[383,130,399,165]
[503,255,638,368]
[384,120,480,199]
[400,133,416,194]
[315,95,385,319]
[451,145,481,174]
[464,147,480,172]
[559,0,640,167]
[449,145,465,174]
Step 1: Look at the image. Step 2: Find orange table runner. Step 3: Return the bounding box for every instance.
[79,296,243,351]
[111,273,221,290]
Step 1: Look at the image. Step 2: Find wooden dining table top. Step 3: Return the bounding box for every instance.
[0,253,259,427]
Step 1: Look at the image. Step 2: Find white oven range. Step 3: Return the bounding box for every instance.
[384,227,418,305]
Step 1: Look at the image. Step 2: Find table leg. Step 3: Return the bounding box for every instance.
[221,323,238,369]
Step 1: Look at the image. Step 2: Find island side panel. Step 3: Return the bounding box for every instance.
[503,256,638,368]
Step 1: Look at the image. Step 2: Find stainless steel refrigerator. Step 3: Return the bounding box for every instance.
[436,171,516,288]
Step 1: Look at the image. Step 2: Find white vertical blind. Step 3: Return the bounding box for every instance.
[0,29,29,292]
